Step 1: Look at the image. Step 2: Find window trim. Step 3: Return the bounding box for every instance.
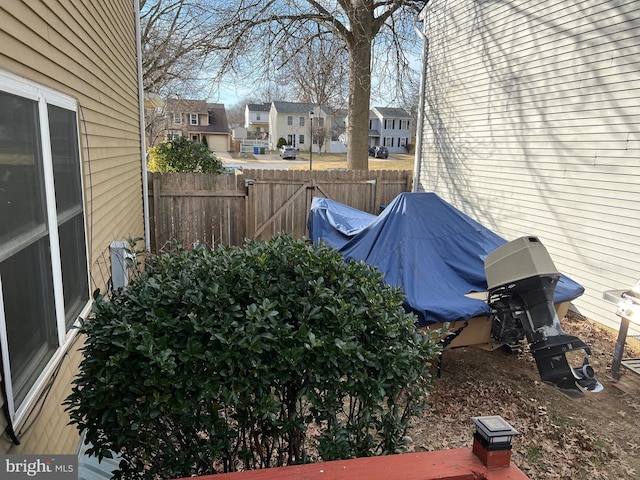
[0,69,91,425]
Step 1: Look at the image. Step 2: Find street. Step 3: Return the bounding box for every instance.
[217,151,308,170]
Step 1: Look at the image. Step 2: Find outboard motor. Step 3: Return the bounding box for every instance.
[485,236,603,398]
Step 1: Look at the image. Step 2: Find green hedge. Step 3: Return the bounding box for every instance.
[65,236,440,479]
[147,136,224,173]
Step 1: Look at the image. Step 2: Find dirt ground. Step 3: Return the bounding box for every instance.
[408,313,640,479]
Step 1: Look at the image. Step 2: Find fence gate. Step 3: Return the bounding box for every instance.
[246,178,333,240]
[243,169,412,241]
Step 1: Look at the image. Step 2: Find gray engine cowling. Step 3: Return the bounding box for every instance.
[485,236,603,398]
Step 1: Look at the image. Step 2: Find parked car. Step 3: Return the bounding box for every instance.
[279,145,297,159]
[223,164,243,174]
[368,146,389,158]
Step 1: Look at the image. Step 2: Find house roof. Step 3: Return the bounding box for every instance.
[247,103,271,112]
[272,101,331,116]
[165,98,208,114]
[186,104,229,134]
[333,108,348,118]
[372,106,411,119]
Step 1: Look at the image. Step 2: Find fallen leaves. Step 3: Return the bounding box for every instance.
[408,313,640,479]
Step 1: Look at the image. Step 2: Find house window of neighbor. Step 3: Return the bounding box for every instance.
[400,137,407,147]
[318,117,324,127]
[299,117,305,127]
[0,71,90,422]
[256,113,261,121]
[190,114,198,125]
[299,134,305,145]
[287,116,293,126]
[173,113,182,124]
[385,137,393,147]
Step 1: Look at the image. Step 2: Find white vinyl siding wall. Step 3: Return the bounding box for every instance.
[417,0,640,332]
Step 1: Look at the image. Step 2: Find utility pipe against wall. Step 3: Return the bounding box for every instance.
[135,0,151,252]
[412,14,429,192]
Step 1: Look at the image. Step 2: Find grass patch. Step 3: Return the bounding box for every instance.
[290,152,414,171]
[524,446,543,465]
[550,413,582,428]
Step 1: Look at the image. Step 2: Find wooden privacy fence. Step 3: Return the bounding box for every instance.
[148,170,413,252]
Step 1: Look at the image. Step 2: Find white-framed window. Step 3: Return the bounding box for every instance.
[0,70,90,423]
[299,117,305,127]
[287,134,295,146]
[318,117,324,127]
[287,116,293,126]
[172,113,183,124]
[400,137,407,147]
[401,120,410,130]
[299,134,305,145]
[166,131,180,141]
[384,136,393,146]
[190,114,198,125]
[256,113,261,121]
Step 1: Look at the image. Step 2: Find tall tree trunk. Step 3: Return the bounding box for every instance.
[346,35,372,170]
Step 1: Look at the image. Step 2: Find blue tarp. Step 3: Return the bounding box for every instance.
[308,193,584,326]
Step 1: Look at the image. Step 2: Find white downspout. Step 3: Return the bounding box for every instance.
[135,0,151,251]
[412,15,429,193]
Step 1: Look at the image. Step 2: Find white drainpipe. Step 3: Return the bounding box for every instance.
[413,16,429,193]
[134,0,151,251]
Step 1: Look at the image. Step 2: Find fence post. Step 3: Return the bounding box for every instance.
[153,175,160,253]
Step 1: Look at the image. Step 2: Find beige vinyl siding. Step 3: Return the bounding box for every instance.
[0,0,144,284]
[417,0,640,332]
[0,0,143,454]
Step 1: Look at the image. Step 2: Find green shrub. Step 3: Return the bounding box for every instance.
[147,136,224,173]
[276,137,287,148]
[65,235,440,479]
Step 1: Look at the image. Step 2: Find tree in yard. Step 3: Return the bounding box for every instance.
[277,28,349,112]
[139,1,425,169]
[205,1,426,170]
[140,0,222,97]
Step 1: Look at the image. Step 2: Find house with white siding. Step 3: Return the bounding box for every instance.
[415,0,640,334]
[0,0,146,454]
[269,101,335,153]
[245,102,270,138]
[369,107,412,153]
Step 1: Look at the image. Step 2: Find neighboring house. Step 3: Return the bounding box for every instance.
[0,1,146,454]
[368,107,412,153]
[159,99,230,153]
[245,103,270,139]
[269,101,335,152]
[415,0,640,333]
